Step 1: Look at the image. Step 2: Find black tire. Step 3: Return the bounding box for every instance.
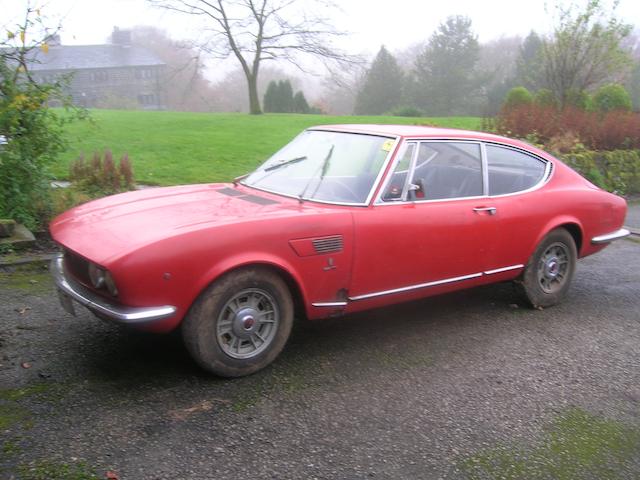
[182,267,294,377]
[520,228,577,309]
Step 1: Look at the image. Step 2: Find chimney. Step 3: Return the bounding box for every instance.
[111,26,132,46]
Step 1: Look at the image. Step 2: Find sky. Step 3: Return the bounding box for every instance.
[1,0,639,80]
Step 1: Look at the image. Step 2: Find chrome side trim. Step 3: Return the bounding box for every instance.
[484,264,524,275]
[51,255,177,324]
[591,228,630,244]
[349,273,483,301]
[311,301,348,307]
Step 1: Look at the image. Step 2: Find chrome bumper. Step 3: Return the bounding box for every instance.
[591,228,631,245]
[51,254,177,325]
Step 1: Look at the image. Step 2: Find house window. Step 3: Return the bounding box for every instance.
[135,68,154,79]
[138,94,157,106]
[90,71,109,82]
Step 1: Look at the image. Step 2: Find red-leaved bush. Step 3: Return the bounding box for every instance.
[495,105,640,150]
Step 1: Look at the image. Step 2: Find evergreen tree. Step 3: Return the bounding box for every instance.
[293,91,310,113]
[276,80,294,113]
[263,79,295,112]
[354,46,404,115]
[516,31,544,90]
[413,16,480,115]
[263,80,278,112]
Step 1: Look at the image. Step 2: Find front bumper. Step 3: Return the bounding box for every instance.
[591,228,631,245]
[51,254,177,325]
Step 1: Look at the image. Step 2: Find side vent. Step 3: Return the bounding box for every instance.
[312,235,343,254]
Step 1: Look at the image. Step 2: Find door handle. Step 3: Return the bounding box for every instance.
[473,207,497,215]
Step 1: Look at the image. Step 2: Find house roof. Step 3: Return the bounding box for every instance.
[28,44,165,72]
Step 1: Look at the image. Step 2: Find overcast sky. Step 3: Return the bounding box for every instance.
[2,0,638,79]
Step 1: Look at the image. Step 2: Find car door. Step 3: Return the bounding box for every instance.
[481,143,552,272]
[348,140,496,306]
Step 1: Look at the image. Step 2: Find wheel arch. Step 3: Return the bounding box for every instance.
[559,222,583,255]
[188,255,309,324]
[532,217,584,259]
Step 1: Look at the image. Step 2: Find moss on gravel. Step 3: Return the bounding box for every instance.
[17,460,100,480]
[0,383,64,429]
[461,407,640,479]
[0,267,52,293]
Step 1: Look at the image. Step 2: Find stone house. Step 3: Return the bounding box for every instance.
[30,28,166,109]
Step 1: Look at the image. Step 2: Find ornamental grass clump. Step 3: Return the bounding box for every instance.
[70,150,136,197]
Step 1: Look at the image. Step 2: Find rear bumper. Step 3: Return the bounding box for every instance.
[591,228,630,244]
[51,254,176,325]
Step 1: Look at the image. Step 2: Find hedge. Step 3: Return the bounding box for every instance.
[560,150,640,195]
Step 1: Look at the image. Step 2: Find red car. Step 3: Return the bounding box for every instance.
[51,125,629,377]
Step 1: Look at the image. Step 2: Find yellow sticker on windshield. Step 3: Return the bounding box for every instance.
[382,140,394,152]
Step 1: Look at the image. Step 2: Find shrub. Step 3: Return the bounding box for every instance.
[546,131,583,154]
[496,104,640,150]
[390,106,424,117]
[593,84,632,113]
[503,86,533,109]
[565,89,592,110]
[561,150,640,194]
[69,150,136,197]
[535,89,557,108]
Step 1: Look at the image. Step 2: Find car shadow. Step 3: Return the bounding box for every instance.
[75,280,524,389]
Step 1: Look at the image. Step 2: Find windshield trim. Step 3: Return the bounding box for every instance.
[241,131,400,207]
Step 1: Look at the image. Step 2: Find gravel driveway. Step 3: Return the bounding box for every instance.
[1,236,639,479]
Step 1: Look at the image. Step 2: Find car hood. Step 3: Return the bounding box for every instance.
[50,183,310,264]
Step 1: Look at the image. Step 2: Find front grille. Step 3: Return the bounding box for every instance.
[312,235,343,254]
[64,249,91,287]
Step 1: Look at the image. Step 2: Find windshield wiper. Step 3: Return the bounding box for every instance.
[264,155,307,172]
[298,145,334,203]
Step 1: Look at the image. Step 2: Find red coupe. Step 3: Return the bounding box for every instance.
[51,125,629,377]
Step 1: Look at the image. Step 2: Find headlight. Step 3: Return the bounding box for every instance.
[88,263,105,288]
[104,271,118,297]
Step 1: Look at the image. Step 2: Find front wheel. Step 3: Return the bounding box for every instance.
[520,228,577,309]
[182,267,294,377]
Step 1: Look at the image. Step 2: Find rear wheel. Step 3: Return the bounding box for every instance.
[520,228,577,309]
[182,267,294,377]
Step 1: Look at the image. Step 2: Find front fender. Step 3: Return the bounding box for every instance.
[191,251,311,314]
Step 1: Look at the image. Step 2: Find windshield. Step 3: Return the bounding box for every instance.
[242,130,394,204]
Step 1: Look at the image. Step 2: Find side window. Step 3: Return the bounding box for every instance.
[486,145,547,196]
[382,142,416,201]
[411,142,483,200]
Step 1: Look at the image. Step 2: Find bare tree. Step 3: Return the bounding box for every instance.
[149,0,350,114]
[541,0,632,107]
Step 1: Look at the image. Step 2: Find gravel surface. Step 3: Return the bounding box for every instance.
[626,198,640,228]
[1,236,639,479]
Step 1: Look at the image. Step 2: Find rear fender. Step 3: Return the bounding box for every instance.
[529,216,584,260]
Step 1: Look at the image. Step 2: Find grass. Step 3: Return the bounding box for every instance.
[460,407,640,479]
[58,110,482,186]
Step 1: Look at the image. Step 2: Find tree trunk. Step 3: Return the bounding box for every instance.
[247,73,262,115]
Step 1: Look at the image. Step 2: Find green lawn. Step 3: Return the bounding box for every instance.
[59,110,482,185]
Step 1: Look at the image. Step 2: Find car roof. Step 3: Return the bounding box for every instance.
[309,124,529,147]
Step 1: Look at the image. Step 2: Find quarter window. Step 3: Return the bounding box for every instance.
[486,145,546,195]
